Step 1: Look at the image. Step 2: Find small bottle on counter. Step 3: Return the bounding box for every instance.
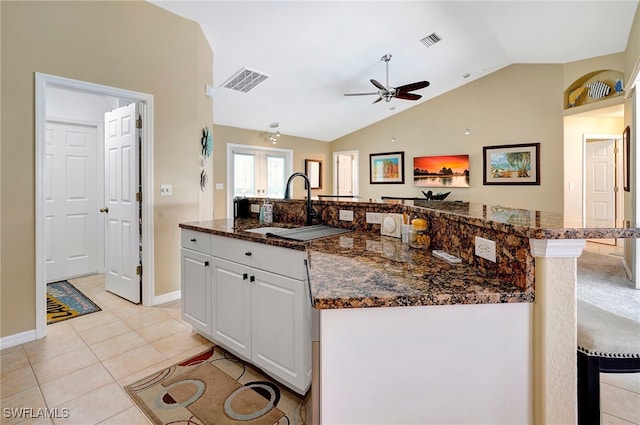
[409,218,430,249]
[263,198,273,224]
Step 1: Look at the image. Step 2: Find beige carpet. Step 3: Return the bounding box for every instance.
[577,251,640,322]
[125,346,310,425]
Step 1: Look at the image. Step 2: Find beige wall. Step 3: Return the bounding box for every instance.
[0,1,212,337]
[212,125,332,218]
[623,5,640,272]
[331,64,566,213]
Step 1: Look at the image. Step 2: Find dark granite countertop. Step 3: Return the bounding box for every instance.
[299,198,640,239]
[179,218,534,309]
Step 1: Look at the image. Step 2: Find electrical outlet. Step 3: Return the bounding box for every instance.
[250,204,260,213]
[366,212,382,224]
[339,210,354,221]
[160,184,172,196]
[475,236,496,262]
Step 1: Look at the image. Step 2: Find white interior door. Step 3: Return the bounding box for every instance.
[585,139,616,245]
[334,151,359,197]
[104,103,141,303]
[45,121,98,282]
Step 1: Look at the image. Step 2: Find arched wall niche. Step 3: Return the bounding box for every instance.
[564,69,625,110]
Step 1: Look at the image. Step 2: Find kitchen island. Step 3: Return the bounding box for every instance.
[180,199,640,424]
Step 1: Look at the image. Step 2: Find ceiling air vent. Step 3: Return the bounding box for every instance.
[221,67,270,93]
[420,33,442,48]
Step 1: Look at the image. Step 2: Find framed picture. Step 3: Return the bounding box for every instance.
[623,125,630,192]
[304,159,322,189]
[370,151,404,184]
[413,155,470,188]
[483,143,540,185]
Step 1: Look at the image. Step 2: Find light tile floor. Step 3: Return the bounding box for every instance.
[1,256,638,424]
[0,274,213,425]
[583,241,640,425]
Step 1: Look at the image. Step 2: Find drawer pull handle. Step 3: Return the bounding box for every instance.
[243,273,248,280]
[190,238,196,242]
[244,251,252,256]
[250,275,255,283]
[204,261,209,267]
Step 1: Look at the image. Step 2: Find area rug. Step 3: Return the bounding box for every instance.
[125,346,310,425]
[577,251,640,322]
[46,280,101,324]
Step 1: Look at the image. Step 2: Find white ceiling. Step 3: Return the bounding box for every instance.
[150,1,638,142]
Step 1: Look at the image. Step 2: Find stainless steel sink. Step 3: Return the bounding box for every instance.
[243,227,287,235]
[245,225,352,241]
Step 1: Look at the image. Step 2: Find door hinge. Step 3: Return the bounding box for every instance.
[136,265,143,275]
[136,192,142,202]
[136,116,142,129]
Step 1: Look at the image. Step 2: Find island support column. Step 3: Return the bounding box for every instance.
[530,239,586,425]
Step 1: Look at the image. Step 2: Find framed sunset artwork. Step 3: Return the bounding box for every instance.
[413,155,470,188]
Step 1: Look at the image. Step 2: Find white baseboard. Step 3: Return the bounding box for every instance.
[0,329,37,350]
[622,258,632,281]
[154,290,181,306]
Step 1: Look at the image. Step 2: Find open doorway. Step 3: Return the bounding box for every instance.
[583,134,623,246]
[35,73,155,339]
[333,150,359,198]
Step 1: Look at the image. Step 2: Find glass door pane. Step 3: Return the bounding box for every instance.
[266,155,285,198]
[233,152,256,197]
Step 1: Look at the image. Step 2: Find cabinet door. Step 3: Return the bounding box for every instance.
[181,248,211,336]
[251,268,311,394]
[211,257,252,360]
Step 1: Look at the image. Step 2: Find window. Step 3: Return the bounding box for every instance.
[227,144,293,216]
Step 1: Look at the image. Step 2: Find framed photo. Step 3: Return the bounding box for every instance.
[483,143,540,185]
[370,151,405,184]
[304,159,322,189]
[413,155,470,188]
[623,125,630,192]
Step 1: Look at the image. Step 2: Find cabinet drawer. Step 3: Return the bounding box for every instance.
[181,229,212,254]
[212,235,307,280]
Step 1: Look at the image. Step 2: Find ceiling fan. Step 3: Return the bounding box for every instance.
[344,54,430,104]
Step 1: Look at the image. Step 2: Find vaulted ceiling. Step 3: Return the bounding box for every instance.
[150,1,638,141]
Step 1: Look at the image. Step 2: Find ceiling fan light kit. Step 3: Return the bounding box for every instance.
[267,122,281,144]
[344,54,430,104]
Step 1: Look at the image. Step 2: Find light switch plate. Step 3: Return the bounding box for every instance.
[366,212,383,224]
[339,210,354,221]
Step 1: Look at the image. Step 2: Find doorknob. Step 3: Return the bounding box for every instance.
[99,207,109,213]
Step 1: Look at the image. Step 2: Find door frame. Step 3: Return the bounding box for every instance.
[35,73,155,339]
[582,134,622,231]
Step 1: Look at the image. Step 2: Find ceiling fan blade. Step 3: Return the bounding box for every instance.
[394,93,422,101]
[395,81,430,93]
[344,92,378,96]
[372,96,384,104]
[370,79,386,90]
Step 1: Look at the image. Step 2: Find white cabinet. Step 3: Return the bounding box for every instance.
[180,231,212,337]
[210,235,311,394]
[180,229,311,395]
[251,267,309,393]
[210,257,252,359]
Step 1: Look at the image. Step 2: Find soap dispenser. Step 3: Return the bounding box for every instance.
[263,198,273,224]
